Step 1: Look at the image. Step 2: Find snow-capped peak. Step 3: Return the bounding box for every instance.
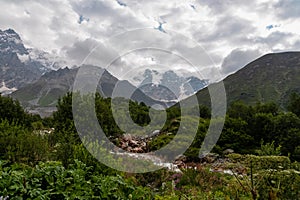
[131,69,209,101]
[26,48,67,71]
[0,29,27,55]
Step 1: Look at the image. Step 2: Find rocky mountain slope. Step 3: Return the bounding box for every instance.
[0,28,66,95]
[132,69,208,101]
[5,29,299,115]
[0,29,44,90]
[11,66,170,116]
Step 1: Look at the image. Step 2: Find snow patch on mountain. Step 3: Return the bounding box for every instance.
[17,53,29,62]
[27,48,67,71]
[0,81,17,95]
[131,69,209,101]
[0,29,27,55]
[1,28,66,73]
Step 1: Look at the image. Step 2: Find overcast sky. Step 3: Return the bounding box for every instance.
[1,0,300,81]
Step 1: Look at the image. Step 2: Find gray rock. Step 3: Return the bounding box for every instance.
[223,149,234,155]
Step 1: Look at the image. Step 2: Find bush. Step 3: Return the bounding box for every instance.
[256,140,281,156]
[227,153,291,170]
[0,160,153,199]
[0,120,49,164]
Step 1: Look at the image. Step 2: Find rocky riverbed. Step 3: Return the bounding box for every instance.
[114,133,245,176]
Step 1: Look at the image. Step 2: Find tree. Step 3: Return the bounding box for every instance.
[254,102,279,116]
[53,92,74,133]
[0,95,26,125]
[280,128,300,160]
[227,101,253,121]
[217,116,255,153]
[287,92,300,117]
[250,113,275,144]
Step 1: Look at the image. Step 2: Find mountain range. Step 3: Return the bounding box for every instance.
[132,69,208,101]
[0,29,66,90]
[11,66,175,116]
[1,28,300,116]
[0,28,206,115]
[0,29,45,90]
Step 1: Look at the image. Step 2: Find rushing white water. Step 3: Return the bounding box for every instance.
[112,151,182,173]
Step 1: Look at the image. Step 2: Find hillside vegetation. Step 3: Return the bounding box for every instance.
[191,52,300,109]
[0,93,300,199]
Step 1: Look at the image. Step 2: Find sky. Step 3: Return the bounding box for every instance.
[1,0,300,81]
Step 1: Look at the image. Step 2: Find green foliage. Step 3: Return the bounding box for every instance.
[52,92,75,134]
[216,116,254,154]
[218,100,300,159]
[0,95,41,128]
[288,92,300,117]
[250,113,275,144]
[226,153,300,199]
[157,167,250,199]
[255,169,300,199]
[256,140,281,156]
[275,113,300,158]
[134,99,300,161]
[227,153,291,170]
[228,101,254,121]
[0,120,49,164]
[186,105,211,119]
[148,134,174,151]
[129,101,151,126]
[293,146,300,161]
[2,91,300,198]
[254,102,279,116]
[0,95,26,125]
[0,160,153,199]
[53,92,156,139]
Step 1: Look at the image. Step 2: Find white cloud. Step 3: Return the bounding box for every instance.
[274,0,300,19]
[221,48,263,76]
[0,0,299,81]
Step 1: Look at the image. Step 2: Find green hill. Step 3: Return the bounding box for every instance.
[188,52,300,109]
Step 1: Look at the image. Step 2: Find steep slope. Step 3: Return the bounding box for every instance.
[12,67,77,107]
[11,66,168,116]
[184,52,300,109]
[0,28,67,95]
[0,29,45,90]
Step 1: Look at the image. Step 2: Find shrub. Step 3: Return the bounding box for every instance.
[227,153,291,170]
